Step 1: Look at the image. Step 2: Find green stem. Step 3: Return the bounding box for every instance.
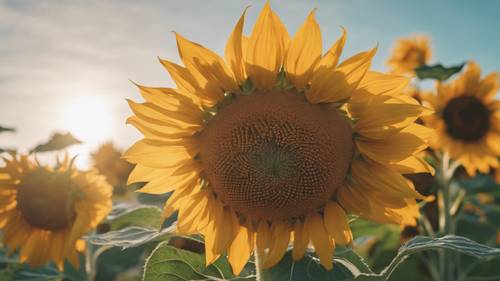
[85,243,95,281]
[439,152,459,281]
[254,248,264,281]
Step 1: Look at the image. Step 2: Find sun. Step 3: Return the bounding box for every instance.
[57,94,117,167]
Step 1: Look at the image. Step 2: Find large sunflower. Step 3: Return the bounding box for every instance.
[125,3,432,274]
[422,62,500,176]
[387,35,432,75]
[0,154,112,269]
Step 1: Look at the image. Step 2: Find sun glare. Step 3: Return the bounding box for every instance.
[57,94,117,167]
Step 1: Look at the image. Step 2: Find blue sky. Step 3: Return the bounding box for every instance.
[0,0,499,166]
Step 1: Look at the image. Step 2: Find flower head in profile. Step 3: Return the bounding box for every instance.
[387,35,432,75]
[0,154,112,269]
[422,62,500,176]
[91,142,134,197]
[124,3,432,274]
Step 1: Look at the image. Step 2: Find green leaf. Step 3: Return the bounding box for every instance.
[355,235,500,281]
[104,204,163,230]
[261,248,373,281]
[30,132,82,153]
[143,242,247,281]
[87,226,174,249]
[94,246,146,281]
[0,125,15,133]
[459,174,500,194]
[415,63,465,81]
[350,219,401,270]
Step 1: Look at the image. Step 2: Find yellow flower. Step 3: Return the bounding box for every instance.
[0,154,112,269]
[124,3,432,274]
[387,35,432,75]
[91,142,134,197]
[422,62,500,176]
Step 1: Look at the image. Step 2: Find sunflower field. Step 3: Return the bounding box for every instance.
[1,1,500,281]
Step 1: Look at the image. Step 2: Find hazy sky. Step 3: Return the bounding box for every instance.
[1,0,499,167]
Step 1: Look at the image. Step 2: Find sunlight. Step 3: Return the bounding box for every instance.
[57,94,117,167]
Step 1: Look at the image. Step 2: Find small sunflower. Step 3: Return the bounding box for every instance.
[0,154,112,269]
[91,142,134,197]
[125,3,432,274]
[387,35,432,75]
[422,62,500,176]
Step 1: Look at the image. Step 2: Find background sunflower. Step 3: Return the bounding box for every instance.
[0,154,112,269]
[422,62,500,176]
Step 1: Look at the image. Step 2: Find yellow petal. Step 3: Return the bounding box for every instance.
[177,191,210,234]
[324,202,352,246]
[204,198,223,265]
[175,32,237,92]
[353,95,425,140]
[256,220,271,258]
[126,115,195,141]
[136,170,198,195]
[225,8,248,85]
[127,99,202,128]
[307,47,376,104]
[245,2,287,89]
[314,27,346,71]
[159,59,199,97]
[134,83,201,114]
[285,10,322,89]
[123,139,195,168]
[262,222,291,268]
[356,124,432,164]
[228,225,253,275]
[356,71,410,96]
[213,209,238,255]
[305,212,334,270]
[292,220,309,261]
[351,160,424,199]
[390,155,435,175]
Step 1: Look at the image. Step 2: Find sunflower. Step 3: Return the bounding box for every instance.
[91,142,134,197]
[387,35,432,75]
[124,3,432,274]
[422,62,500,176]
[0,153,112,269]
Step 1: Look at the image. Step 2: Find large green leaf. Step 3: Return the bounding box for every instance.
[94,246,146,281]
[261,248,373,281]
[355,235,500,281]
[415,63,465,81]
[87,226,174,248]
[143,242,250,281]
[104,204,163,231]
[30,132,82,153]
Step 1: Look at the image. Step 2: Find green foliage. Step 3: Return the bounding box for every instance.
[87,226,175,249]
[94,246,145,281]
[261,248,373,281]
[30,132,82,153]
[104,204,163,231]
[143,242,247,281]
[415,63,465,81]
[355,235,500,281]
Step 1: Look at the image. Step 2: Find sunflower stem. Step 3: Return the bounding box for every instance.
[439,152,458,281]
[85,242,96,281]
[254,248,264,281]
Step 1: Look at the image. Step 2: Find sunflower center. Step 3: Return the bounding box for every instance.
[199,90,353,221]
[442,95,490,142]
[17,170,76,231]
